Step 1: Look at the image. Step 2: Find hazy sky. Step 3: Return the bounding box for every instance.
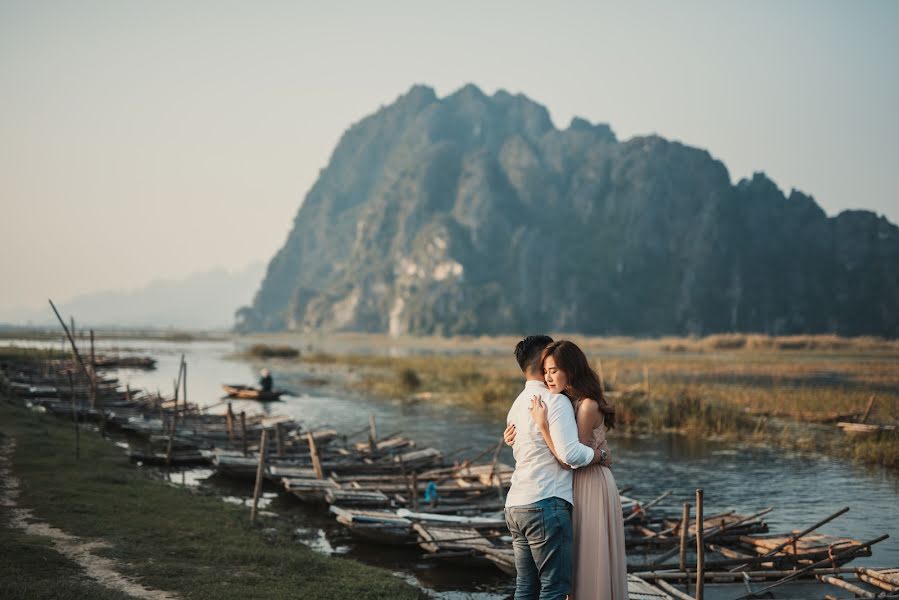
[1,1,897,316]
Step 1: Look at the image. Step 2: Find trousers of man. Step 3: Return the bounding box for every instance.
[504,496,573,599]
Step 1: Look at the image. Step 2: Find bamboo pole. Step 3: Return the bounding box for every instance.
[729,506,850,572]
[644,549,830,573]
[275,423,284,458]
[89,329,96,408]
[399,456,413,506]
[489,436,505,502]
[740,572,754,597]
[48,300,93,401]
[307,431,323,479]
[636,566,870,582]
[655,579,694,600]
[173,354,184,401]
[861,395,877,424]
[817,574,876,598]
[165,417,177,466]
[857,568,899,592]
[368,414,377,454]
[695,489,704,600]
[680,502,691,594]
[465,442,501,468]
[226,403,234,441]
[68,370,79,459]
[624,490,672,523]
[858,567,899,588]
[241,411,248,456]
[250,428,268,523]
[181,360,187,413]
[165,413,176,466]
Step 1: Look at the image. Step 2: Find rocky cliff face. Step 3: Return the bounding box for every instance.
[236,84,899,337]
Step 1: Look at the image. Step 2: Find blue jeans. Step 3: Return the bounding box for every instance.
[504,496,573,600]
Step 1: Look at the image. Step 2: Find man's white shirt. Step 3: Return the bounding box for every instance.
[505,380,595,507]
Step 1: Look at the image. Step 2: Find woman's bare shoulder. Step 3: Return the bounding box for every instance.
[577,397,601,413]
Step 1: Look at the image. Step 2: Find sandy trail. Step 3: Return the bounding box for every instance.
[0,437,179,600]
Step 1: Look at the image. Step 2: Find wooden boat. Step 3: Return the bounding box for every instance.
[329,506,414,544]
[282,477,340,503]
[326,488,391,507]
[396,508,506,529]
[412,522,499,567]
[481,547,516,575]
[128,449,208,466]
[9,382,58,397]
[222,384,285,402]
[94,355,157,370]
[837,421,897,435]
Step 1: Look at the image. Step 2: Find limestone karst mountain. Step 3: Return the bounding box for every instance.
[237,84,899,337]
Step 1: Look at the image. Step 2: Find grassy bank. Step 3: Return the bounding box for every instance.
[298,341,899,468]
[0,397,425,600]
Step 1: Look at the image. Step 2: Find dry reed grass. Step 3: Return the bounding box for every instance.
[297,336,899,467]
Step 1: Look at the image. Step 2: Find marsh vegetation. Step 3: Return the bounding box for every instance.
[297,334,899,468]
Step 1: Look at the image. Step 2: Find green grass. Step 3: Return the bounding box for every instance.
[0,398,426,600]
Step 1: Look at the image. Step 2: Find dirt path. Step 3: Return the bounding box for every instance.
[0,437,180,600]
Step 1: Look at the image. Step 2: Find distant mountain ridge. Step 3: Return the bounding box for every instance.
[237,84,899,337]
[4,262,265,329]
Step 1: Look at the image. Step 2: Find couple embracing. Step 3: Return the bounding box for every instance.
[503,336,628,600]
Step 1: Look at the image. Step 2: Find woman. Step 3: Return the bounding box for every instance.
[514,340,628,600]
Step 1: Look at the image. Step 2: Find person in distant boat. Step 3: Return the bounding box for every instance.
[259,368,273,393]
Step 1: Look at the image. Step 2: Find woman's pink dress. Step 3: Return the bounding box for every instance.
[571,406,629,599]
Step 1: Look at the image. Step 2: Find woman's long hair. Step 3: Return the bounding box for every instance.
[541,340,616,429]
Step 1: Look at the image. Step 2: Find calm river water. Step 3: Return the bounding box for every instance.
[12,337,898,598]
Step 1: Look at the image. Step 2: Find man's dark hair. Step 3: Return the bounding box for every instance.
[514,335,554,373]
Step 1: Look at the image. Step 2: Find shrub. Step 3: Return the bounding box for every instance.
[247,344,300,359]
[398,368,422,392]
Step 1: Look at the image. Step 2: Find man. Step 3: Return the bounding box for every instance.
[259,368,273,393]
[504,335,609,599]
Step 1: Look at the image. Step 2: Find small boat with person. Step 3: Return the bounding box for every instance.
[221,384,286,402]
